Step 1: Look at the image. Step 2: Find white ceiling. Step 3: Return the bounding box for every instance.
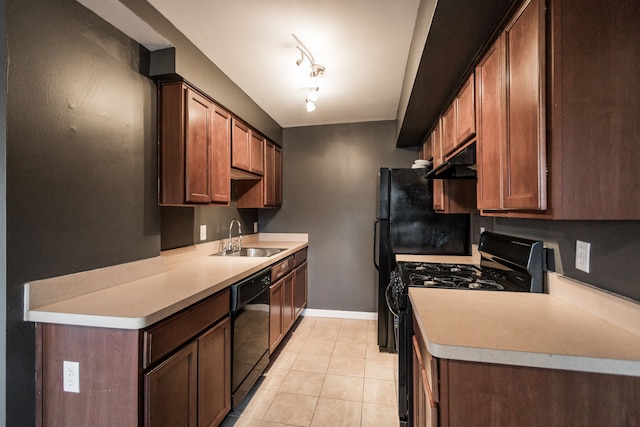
[145,0,420,128]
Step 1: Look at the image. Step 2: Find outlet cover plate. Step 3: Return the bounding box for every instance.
[200,225,207,241]
[575,240,591,273]
[63,360,80,393]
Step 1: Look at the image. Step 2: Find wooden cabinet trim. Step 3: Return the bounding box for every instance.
[143,289,230,369]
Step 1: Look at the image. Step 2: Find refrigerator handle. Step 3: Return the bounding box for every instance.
[374,220,380,271]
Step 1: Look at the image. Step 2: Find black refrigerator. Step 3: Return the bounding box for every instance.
[374,168,471,352]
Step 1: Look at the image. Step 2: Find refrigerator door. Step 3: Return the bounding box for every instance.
[377,167,391,220]
[375,168,471,352]
[389,169,470,255]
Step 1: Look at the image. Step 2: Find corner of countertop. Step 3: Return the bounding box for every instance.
[547,272,640,337]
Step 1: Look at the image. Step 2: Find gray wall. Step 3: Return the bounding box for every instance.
[475,216,640,302]
[120,0,283,144]
[161,186,259,251]
[6,0,161,424]
[0,0,7,422]
[260,121,417,312]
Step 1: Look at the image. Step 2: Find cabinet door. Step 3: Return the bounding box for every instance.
[274,146,282,207]
[457,75,476,144]
[231,119,251,172]
[282,272,295,333]
[269,280,284,353]
[198,317,231,427]
[210,106,231,204]
[476,37,505,210]
[503,0,546,210]
[145,341,198,427]
[185,88,213,203]
[441,102,457,157]
[264,141,276,206]
[294,262,307,319]
[433,179,445,212]
[249,131,265,175]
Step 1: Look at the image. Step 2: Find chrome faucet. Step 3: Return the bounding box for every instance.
[228,219,242,252]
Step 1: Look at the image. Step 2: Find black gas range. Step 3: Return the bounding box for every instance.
[393,231,552,426]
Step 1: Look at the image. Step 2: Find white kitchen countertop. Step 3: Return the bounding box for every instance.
[405,251,640,377]
[24,233,308,330]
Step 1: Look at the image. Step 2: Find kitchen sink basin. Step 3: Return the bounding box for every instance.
[212,247,285,257]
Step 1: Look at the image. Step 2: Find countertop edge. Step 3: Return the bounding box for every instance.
[426,340,640,377]
[24,234,308,329]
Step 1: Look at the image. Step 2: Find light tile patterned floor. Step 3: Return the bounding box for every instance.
[222,316,399,427]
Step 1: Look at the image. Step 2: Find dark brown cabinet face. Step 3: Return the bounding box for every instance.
[475,0,546,212]
[231,119,251,173]
[269,250,308,354]
[232,119,264,176]
[294,261,307,319]
[144,317,231,427]
[237,140,282,209]
[502,0,546,210]
[185,89,213,203]
[476,38,505,210]
[145,342,198,427]
[197,317,231,427]
[210,107,231,204]
[159,81,231,205]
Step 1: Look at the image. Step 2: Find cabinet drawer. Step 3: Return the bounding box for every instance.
[294,248,308,267]
[143,289,230,369]
[271,256,294,282]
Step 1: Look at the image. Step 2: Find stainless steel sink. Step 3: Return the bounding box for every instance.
[212,247,285,257]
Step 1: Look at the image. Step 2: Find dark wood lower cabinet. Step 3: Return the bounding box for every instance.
[412,331,640,426]
[145,316,232,427]
[36,290,232,427]
[294,261,307,319]
[145,341,198,427]
[270,250,308,354]
[197,317,231,427]
[444,360,640,427]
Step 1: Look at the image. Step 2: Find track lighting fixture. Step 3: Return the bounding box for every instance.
[305,99,316,112]
[293,34,325,112]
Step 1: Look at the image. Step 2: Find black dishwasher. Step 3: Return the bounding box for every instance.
[230,268,271,410]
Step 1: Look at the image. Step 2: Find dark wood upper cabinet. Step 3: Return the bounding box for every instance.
[231,119,251,173]
[231,119,265,177]
[476,37,505,210]
[441,74,477,158]
[475,0,546,213]
[249,131,265,175]
[456,75,476,144]
[503,0,546,210]
[237,139,282,209]
[210,107,231,204]
[476,0,640,219]
[441,101,457,157]
[159,81,231,205]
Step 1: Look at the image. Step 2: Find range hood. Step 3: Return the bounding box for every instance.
[426,143,477,179]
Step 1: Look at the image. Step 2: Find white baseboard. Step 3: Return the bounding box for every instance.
[301,308,377,320]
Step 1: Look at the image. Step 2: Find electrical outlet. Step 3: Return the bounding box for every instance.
[63,361,80,393]
[480,226,486,235]
[575,240,591,273]
[200,225,207,241]
[254,222,258,233]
